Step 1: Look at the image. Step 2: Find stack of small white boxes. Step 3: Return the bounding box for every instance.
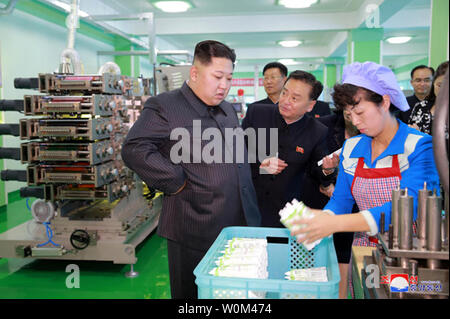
[209,198,330,299]
[210,237,268,298]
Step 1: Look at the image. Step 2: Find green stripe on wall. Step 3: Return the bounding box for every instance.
[310,70,324,84]
[233,72,263,78]
[348,28,383,64]
[7,189,21,204]
[0,47,4,206]
[392,57,429,76]
[429,0,449,69]
[0,100,4,207]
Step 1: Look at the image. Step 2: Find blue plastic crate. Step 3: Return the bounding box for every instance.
[194,226,340,299]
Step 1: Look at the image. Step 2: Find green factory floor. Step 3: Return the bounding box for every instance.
[0,197,171,299]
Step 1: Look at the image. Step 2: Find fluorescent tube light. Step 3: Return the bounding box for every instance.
[279,0,318,9]
[278,40,302,47]
[153,1,192,13]
[386,36,412,44]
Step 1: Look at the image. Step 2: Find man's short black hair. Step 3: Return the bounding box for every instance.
[410,65,435,79]
[263,62,288,77]
[193,40,236,66]
[286,70,323,101]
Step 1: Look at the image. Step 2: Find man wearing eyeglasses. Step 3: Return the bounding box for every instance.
[252,62,288,104]
[397,65,434,123]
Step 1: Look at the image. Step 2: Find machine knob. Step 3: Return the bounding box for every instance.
[95,125,103,134]
[110,168,119,177]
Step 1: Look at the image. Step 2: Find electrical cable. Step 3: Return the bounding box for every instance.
[37,222,60,247]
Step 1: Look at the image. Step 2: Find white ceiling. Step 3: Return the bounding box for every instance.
[41,0,432,74]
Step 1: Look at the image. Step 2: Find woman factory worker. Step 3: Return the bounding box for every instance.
[292,61,440,260]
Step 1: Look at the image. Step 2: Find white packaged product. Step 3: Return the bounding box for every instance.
[285,267,328,282]
[215,255,262,267]
[210,237,269,299]
[221,245,267,257]
[279,199,321,250]
[209,264,265,278]
[226,238,267,249]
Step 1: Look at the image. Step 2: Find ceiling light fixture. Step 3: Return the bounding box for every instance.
[279,0,318,9]
[386,36,412,44]
[278,40,303,47]
[278,58,298,65]
[153,1,192,13]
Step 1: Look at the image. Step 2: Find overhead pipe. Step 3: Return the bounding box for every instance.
[0,0,18,16]
[98,61,121,75]
[66,0,79,50]
[98,50,190,56]
[59,0,82,74]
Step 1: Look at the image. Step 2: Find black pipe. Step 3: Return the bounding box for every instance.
[20,187,45,199]
[388,224,394,250]
[1,169,27,182]
[380,212,385,235]
[0,124,20,136]
[14,77,39,90]
[0,147,21,160]
[0,99,24,112]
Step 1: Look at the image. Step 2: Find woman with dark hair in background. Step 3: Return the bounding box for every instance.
[408,61,449,135]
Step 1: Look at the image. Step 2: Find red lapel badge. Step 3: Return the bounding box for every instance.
[315,114,320,118]
[296,146,304,154]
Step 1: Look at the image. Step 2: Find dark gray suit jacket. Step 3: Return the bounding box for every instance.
[122,82,261,251]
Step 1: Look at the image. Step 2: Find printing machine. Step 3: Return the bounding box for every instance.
[361,71,449,299]
[0,72,161,277]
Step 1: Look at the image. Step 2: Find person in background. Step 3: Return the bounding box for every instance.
[252,62,288,104]
[307,99,332,118]
[408,61,449,135]
[242,70,335,227]
[121,40,261,299]
[397,65,434,123]
[291,62,440,298]
[302,107,360,299]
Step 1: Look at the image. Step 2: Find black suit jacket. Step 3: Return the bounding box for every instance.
[122,82,261,251]
[307,100,332,118]
[302,111,345,209]
[242,104,332,227]
[302,111,360,216]
[251,97,275,105]
[397,95,419,123]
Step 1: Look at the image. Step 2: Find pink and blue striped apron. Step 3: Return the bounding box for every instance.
[348,154,402,297]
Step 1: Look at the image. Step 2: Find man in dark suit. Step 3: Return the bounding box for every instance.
[242,70,335,227]
[121,40,261,299]
[397,65,434,123]
[252,62,288,105]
